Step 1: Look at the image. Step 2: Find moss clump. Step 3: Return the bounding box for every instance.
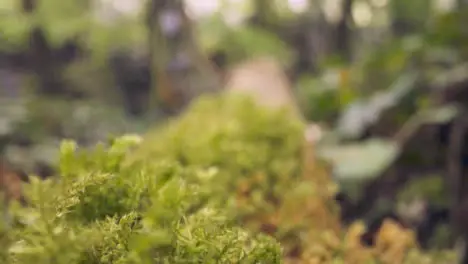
[0,93,458,263]
[127,94,342,260]
[126,93,456,263]
[0,136,281,264]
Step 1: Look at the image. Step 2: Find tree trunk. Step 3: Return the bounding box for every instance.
[146,0,220,114]
[22,0,64,96]
[447,109,468,263]
[335,0,354,62]
[459,0,468,8]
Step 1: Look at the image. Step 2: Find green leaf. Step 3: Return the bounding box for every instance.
[318,139,400,180]
[420,104,459,124]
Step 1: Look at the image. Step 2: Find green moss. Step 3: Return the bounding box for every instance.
[0,93,457,263]
[1,134,281,263]
[128,93,307,218]
[398,175,449,207]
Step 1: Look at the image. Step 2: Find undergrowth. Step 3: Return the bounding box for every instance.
[0,93,457,263]
[0,135,281,263]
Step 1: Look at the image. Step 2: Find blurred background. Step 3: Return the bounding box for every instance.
[1,0,468,251]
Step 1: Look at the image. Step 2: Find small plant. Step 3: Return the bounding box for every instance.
[0,93,458,263]
[1,135,281,263]
[127,94,343,260]
[126,93,456,263]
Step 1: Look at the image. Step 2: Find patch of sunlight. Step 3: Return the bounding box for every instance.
[112,0,141,14]
[92,0,143,24]
[221,0,249,25]
[222,9,247,27]
[226,0,245,4]
[101,0,142,16]
[371,0,388,8]
[186,0,250,27]
[288,0,309,13]
[433,0,456,13]
[353,1,373,27]
[0,0,15,12]
[185,0,220,19]
[323,0,343,24]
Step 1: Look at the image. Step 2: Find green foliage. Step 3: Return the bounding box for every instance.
[0,91,460,264]
[35,0,91,47]
[128,93,306,218]
[200,17,294,67]
[318,139,399,181]
[428,8,468,54]
[397,175,449,207]
[296,74,343,122]
[0,10,31,49]
[127,94,346,260]
[86,19,147,63]
[0,0,89,50]
[122,94,458,263]
[1,96,151,178]
[2,1,467,262]
[1,133,281,263]
[220,26,294,66]
[390,0,431,34]
[0,0,144,62]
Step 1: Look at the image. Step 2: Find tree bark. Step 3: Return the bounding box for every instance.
[447,109,468,264]
[459,0,468,8]
[22,0,64,96]
[335,0,354,62]
[146,0,220,114]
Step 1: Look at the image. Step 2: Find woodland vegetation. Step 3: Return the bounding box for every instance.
[1,0,468,263]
